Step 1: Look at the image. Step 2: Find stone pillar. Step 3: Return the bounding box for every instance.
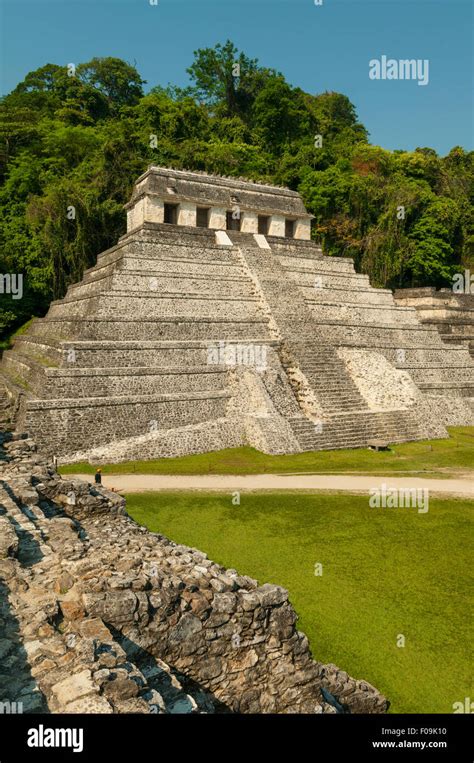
[126,208,135,231]
[209,207,227,231]
[146,196,164,225]
[269,215,285,238]
[178,202,197,227]
[127,196,165,231]
[295,218,311,240]
[127,198,146,231]
[241,211,258,234]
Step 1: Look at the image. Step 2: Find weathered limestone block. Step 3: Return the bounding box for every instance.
[269,215,286,237]
[178,202,196,227]
[209,207,226,230]
[241,211,258,233]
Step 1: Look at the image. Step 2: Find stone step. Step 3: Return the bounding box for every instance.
[417,382,474,397]
[281,264,368,280]
[8,336,62,367]
[276,252,356,271]
[289,410,424,450]
[24,391,232,455]
[41,366,229,399]
[69,266,252,300]
[48,291,262,322]
[300,287,394,306]
[306,303,420,326]
[119,254,246,274]
[51,339,279,369]
[405,367,474,383]
[28,316,273,342]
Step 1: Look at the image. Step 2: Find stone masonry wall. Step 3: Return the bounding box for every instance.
[0,432,388,714]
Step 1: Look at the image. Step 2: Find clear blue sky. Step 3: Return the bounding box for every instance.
[0,0,472,155]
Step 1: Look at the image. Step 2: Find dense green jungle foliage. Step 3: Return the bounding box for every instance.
[1,41,473,340]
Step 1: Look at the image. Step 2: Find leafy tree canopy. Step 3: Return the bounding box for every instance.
[1,43,472,340]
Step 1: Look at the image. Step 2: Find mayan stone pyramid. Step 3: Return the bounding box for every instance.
[2,166,474,462]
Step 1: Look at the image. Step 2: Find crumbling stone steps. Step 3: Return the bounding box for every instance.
[392,289,474,366]
[0,482,49,567]
[0,458,217,713]
[412,308,474,322]
[437,324,474,337]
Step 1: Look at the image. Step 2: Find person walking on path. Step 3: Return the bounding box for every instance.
[94,468,102,485]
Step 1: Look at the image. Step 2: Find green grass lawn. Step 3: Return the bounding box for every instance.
[60,426,474,478]
[126,490,473,714]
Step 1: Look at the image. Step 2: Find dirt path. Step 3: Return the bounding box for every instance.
[64,473,474,497]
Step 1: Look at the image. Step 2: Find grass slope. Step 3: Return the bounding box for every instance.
[61,427,474,477]
[126,490,473,714]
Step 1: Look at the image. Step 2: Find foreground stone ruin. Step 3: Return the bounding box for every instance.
[0,432,388,714]
[1,167,474,462]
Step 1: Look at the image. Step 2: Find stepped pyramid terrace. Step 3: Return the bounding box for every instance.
[1,166,474,462]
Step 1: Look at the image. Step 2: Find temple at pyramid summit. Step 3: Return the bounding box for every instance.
[1,166,474,462]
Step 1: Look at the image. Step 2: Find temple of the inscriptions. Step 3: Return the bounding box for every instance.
[1,166,474,462]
